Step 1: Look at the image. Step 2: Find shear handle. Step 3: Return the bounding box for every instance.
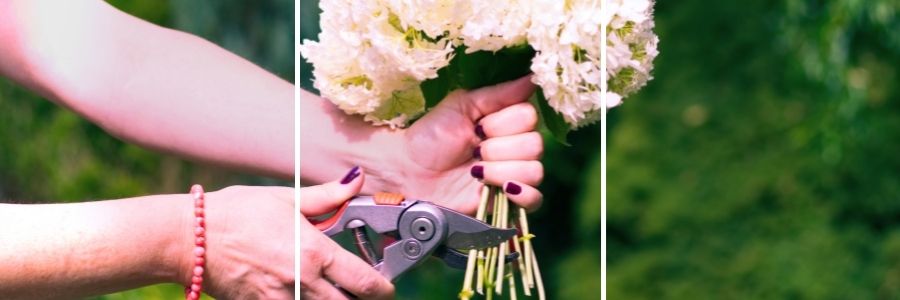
[311,201,352,231]
[312,195,412,236]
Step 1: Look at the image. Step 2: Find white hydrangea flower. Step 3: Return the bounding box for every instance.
[528,0,603,128]
[604,0,659,107]
[383,0,467,41]
[460,0,532,53]
[302,0,655,129]
[299,0,381,115]
[365,4,455,82]
[301,0,456,128]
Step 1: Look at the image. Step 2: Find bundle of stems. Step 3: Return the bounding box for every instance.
[459,186,545,300]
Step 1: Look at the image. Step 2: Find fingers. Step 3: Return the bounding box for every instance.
[470,161,543,187]
[302,278,352,300]
[469,98,544,212]
[476,132,543,161]
[478,102,538,138]
[300,217,395,300]
[503,181,543,212]
[445,75,536,121]
[299,166,364,217]
[321,241,395,299]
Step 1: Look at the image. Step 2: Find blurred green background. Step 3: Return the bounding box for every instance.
[0,0,292,298]
[300,1,601,299]
[609,1,899,299]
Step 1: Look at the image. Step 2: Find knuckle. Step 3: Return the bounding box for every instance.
[355,275,388,298]
[527,133,545,158]
[525,132,543,146]
[314,247,336,270]
[520,103,539,124]
[530,162,545,184]
[530,191,545,211]
[299,247,320,277]
[300,240,333,276]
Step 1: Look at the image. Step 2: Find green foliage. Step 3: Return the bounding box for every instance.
[530,89,571,145]
[608,0,900,299]
[166,0,295,80]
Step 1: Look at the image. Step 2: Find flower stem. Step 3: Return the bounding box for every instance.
[477,249,485,294]
[511,206,531,296]
[518,207,535,289]
[463,185,543,299]
[508,265,517,300]
[494,192,508,295]
[460,187,492,299]
[531,250,546,300]
[485,187,500,296]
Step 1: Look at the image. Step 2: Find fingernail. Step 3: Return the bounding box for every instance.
[470,165,484,179]
[340,166,361,184]
[473,146,482,160]
[475,125,486,139]
[505,182,522,195]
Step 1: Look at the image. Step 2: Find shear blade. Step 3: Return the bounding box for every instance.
[446,228,518,250]
[434,246,521,269]
[438,207,518,250]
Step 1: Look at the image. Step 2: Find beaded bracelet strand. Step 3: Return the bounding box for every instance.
[186,184,206,300]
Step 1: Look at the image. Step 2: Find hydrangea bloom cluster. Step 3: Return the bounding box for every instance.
[299,0,453,128]
[529,0,602,128]
[603,0,659,108]
[301,0,653,128]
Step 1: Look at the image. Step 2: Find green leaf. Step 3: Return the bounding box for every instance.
[456,45,535,90]
[530,89,571,146]
[420,45,535,110]
[420,71,452,109]
[420,49,462,110]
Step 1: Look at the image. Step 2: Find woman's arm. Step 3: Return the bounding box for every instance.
[0,186,295,300]
[0,195,190,299]
[0,0,293,179]
[298,89,406,190]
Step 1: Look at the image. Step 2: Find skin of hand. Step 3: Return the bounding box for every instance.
[0,0,293,179]
[299,167,395,300]
[300,76,544,215]
[180,186,296,300]
[0,186,294,300]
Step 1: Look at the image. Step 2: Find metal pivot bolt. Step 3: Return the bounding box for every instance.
[410,217,435,241]
[403,240,422,258]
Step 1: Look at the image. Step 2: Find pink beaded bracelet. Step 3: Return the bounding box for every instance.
[186,184,206,300]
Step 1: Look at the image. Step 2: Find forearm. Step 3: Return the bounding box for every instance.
[299,89,407,192]
[0,195,190,299]
[0,0,293,179]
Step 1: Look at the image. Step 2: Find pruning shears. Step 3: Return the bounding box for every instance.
[313,192,517,281]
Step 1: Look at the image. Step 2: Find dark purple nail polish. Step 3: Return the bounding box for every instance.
[340,166,361,184]
[473,146,482,160]
[470,165,484,179]
[475,125,486,139]
[505,182,522,195]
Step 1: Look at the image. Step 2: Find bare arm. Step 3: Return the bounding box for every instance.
[0,0,293,179]
[0,195,190,299]
[298,89,406,190]
[0,186,295,300]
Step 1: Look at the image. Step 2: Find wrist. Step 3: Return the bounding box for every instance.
[354,128,413,194]
[158,192,196,286]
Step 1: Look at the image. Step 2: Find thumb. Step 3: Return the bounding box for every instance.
[442,75,536,122]
[299,166,364,217]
